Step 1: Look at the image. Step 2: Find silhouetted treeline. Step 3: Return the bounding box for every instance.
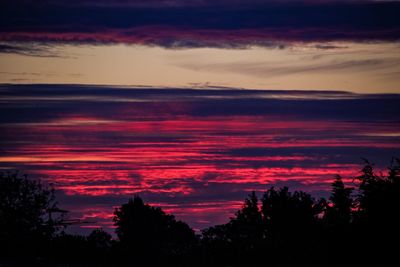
[1,159,399,267]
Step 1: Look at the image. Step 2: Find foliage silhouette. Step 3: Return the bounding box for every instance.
[87,228,113,249]
[201,191,264,266]
[352,158,400,266]
[262,186,324,237]
[320,175,355,266]
[113,196,197,265]
[1,158,399,267]
[324,175,353,226]
[0,171,57,262]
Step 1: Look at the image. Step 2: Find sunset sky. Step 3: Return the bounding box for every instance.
[1,0,399,234]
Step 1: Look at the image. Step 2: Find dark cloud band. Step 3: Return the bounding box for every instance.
[1,1,399,48]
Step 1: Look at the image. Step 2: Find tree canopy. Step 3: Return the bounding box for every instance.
[0,171,57,259]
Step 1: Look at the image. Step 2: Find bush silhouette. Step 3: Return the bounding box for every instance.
[88,228,113,249]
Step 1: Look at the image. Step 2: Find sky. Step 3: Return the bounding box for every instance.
[0,0,399,234]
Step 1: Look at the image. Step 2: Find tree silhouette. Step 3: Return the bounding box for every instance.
[353,158,400,266]
[324,175,353,226]
[354,158,400,226]
[356,159,381,221]
[229,191,264,243]
[203,192,263,242]
[86,228,114,265]
[2,159,399,267]
[88,228,113,249]
[113,196,196,265]
[0,171,57,260]
[320,175,354,266]
[260,187,325,266]
[262,187,323,238]
[201,192,264,266]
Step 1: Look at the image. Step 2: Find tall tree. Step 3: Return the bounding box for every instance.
[113,196,196,264]
[231,191,264,242]
[261,187,325,266]
[356,159,390,222]
[0,171,57,259]
[262,187,323,237]
[324,175,353,226]
[202,192,263,244]
[201,192,264,267]
[353,159,400,266]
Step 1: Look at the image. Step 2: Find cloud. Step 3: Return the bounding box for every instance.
[178,57,400,78]
[3,1,391,8]
[1,84,399,122]
[0,1,399,51]
[1,84,399,231]
[0,43,63,57]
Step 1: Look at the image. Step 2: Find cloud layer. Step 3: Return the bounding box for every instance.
[1,1,399,48]
[1,84,399,233]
